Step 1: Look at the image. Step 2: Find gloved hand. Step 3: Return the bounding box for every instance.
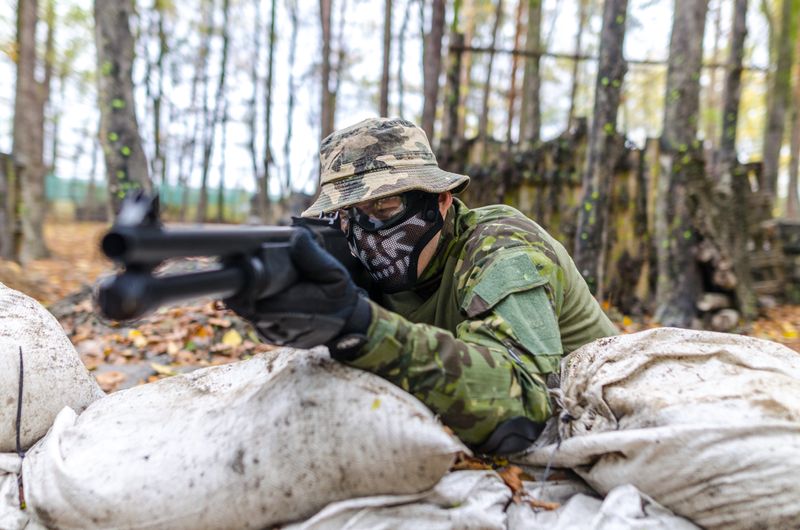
[226,229,371,353]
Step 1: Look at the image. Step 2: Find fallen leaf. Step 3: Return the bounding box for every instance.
[150,362,177,377]
[95,371,126,392]
[371,398,381,410]
[528,498,560,511]
[128,329,148,348]
[498,465,525,495]
[222,330,243,347]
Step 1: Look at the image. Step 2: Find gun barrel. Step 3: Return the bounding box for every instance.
[102,225,297,265]
[97,267,247,321]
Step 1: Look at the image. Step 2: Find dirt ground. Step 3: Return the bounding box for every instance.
[1,221,799,392]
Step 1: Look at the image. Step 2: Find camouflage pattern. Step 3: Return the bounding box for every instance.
[301,118,469,218]
[341,199,619,447]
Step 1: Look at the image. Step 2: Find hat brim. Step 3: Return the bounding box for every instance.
[301,165,470,217]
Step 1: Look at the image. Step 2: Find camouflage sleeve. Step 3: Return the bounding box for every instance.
[343,298,557,447]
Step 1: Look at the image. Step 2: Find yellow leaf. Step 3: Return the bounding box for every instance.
[150,362,177,377]
[622,316,633,327]
[128,329,148,348]
[222,330,243,347]
[371,398,381,410]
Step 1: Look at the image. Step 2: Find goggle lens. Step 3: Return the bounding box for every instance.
[339,193,413,232]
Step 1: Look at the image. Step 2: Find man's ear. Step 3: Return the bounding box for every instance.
[438,191,453,216]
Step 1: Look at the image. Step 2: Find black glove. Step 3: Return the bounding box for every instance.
[226,228,371,353]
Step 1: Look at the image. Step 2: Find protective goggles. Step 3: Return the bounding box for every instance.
[338,191,429,233]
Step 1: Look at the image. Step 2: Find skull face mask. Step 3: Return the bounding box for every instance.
[343,192,443,293]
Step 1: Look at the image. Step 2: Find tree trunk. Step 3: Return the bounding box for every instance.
[380,0,392,116]
[284,0,299,195]
[573,0,628,298]
[397,0,413,117]
[13,0,53,261]
[567,0,589,126]
[715,0,757,319]
[0,154,16,259]
[654,0,709,327]
[216,98,228,223]
[761,0,799,197]
[506,0,525,143]
[197,0,231,223]
[320,0,334,141]
[95,0,152,215]
[331,0,348,122]
[457,5,476,139]
[787,34,800,219]
[87,134,100,220]
[703,0,723,149]
[519,0,542,147]
[422,0,446,142]
[441,33,463,160]
[263,0,276,208]
[478,0,504,159]
[177,3,210,222]
[248,0,266,220]
[153,0,169,186]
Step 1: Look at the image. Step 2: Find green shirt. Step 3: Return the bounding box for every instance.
[343,199,618,446]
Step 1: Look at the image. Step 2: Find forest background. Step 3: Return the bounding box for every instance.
[1,0,800,390]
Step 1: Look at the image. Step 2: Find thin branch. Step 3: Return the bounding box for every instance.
[450,44,769,72]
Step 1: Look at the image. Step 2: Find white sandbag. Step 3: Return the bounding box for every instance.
[0,454,27,530]
[282,470,510,530]
[22,347,465,530]
[0,283,104,452]
[507,483,699,530]
[520,327,800,530]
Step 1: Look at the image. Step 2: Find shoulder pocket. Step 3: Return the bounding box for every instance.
[460,249,548,318]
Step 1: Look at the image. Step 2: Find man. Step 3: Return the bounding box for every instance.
[231,117,617,455]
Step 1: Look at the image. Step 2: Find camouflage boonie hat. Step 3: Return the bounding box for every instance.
[301,117,469,217]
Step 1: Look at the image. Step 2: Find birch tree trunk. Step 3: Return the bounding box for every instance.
[761,0,799,197]
[380,0,392,116]
[95,0,152,215]
[573,0,628,298]
[654,0,709,327]
[422,0,446,142]
[519,0,542,147]
[14,0,53,261]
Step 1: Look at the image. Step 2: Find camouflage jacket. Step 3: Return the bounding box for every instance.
[341,199,618,447]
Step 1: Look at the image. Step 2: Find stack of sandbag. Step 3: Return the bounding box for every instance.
[519,327,800,529]
[21,347,465,529]
[0,283,104,452]
[281,468,698,530]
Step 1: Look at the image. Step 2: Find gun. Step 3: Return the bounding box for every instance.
[96,191,366,322]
